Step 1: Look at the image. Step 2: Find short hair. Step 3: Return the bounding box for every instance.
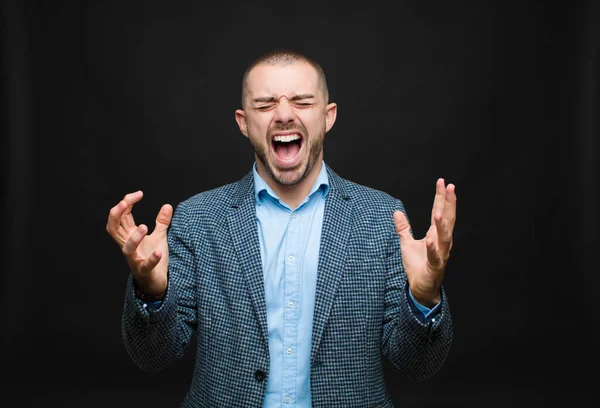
[241,49,329,108]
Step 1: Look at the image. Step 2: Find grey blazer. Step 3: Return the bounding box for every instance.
[122,165,452,408]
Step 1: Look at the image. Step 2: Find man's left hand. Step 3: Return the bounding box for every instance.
[393,178,457,308]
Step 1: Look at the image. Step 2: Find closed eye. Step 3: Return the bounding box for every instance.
[293,102,315,108]
[256,104,276,111]
[252,95,316,111]
[254,102,314,111]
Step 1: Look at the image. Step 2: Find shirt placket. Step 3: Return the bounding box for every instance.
[282,209,301,406]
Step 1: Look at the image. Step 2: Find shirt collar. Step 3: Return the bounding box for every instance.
[253,161,330,206]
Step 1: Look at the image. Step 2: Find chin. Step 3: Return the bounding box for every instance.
[271,166,307,186]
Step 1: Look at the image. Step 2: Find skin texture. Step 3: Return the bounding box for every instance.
[393,179,457,306]
[235,61,337,209]
[105,55,457,305]
[105,191,172,297]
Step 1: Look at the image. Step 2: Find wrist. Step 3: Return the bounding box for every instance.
[134,284,166,301]
[409,288,441,308]
[133,275,168,302]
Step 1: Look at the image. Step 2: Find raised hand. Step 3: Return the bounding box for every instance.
[393,179,457,308]
[106,191,173,297]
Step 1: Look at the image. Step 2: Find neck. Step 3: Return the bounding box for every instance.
[257,158,323,210]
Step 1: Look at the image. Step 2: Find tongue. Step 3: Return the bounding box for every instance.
[275,142,300,160]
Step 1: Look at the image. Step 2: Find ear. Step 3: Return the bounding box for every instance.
[235,109,248,137]
[325,103,337,133]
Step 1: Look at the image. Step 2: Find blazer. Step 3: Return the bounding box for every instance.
[122,165,453,408]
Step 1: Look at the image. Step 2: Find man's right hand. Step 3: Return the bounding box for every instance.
[106,191,173,298]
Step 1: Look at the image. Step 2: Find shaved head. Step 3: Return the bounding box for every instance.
[241,49,329,109]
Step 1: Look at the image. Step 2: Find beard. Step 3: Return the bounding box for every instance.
[250,125,325,187]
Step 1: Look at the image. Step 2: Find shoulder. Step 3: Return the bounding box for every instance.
[347,180,403,208]
[174,171,253,219]
[328,166,406,214]
[181,181,239,209]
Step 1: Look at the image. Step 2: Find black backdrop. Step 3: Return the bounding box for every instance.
[1,1,597,407]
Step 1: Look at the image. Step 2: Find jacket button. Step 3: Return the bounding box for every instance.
[254,370,266,382]
[254,370,267,381]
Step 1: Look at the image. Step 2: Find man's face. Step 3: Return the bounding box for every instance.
[235,62,337,186]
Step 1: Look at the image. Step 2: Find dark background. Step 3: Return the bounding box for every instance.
[1,0,597,407]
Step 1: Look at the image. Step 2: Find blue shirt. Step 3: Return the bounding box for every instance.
[254,162,328,408]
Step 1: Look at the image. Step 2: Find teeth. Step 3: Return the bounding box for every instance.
[273,134,300,143]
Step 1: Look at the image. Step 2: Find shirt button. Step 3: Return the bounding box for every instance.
[291,213,297,219]
[287,301,294,308]
[284,396,291,403]
[286,347,293,354]
[288,255,294,262]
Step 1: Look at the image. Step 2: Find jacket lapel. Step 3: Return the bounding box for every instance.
[227,171,269,347]
[310,166,353,364]
[225,166,354,360]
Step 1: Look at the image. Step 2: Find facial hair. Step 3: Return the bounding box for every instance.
[250,124,325,187]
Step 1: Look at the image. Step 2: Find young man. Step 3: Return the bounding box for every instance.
[106,49,457,408]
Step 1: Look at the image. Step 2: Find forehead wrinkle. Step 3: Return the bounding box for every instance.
[241,53,330,108]
[246,63,321,97]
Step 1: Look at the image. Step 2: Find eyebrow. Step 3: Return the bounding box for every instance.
[252,94,315,104]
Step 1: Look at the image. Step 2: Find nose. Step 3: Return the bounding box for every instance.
[273,97,295,125]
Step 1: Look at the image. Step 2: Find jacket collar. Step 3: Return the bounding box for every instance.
[229,162,349,209]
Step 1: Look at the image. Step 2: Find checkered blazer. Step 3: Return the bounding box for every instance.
[122,165,452,408]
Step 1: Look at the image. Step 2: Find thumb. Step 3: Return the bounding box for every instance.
[393,210,413,244]
[153,204,173,235]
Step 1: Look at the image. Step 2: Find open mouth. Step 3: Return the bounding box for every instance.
[271,132,304,165]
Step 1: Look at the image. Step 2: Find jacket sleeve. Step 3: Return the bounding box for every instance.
[121,201,199,372]
[381,200,453,381]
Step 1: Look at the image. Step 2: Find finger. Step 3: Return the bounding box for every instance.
[431,178,446,226]
[106,200,130,239]
[443,183,457,230]
[393,210,414,244]
[122,224,148,257]
[434,215,452,256]
[435,184,457,254]
[121,190,144,229]
[122,190,144,208]
[151,204,173,236]
[139,249,162,274]
[426,236,443,268]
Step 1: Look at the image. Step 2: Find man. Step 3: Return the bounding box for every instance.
[106,49,457,408]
